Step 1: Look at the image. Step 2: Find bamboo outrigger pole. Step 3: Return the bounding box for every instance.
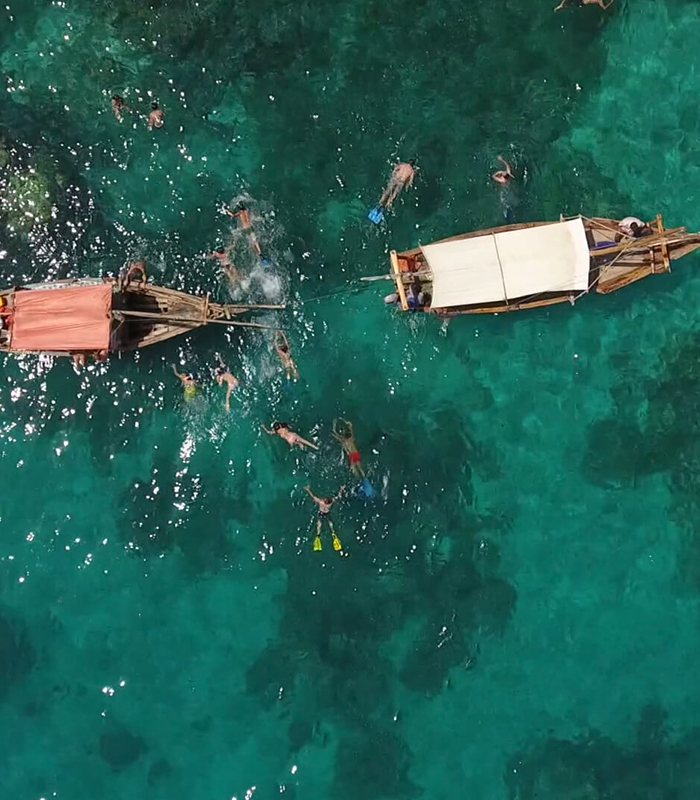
[112,309,280,330]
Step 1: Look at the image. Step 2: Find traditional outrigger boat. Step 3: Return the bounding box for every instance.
[0,272,284,358]
[377,215,700,316]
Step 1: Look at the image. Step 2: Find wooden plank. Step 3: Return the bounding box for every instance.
[202,292,210,323]
[657,214,671,272]
[390,250,409,311]
[432,294,573,317]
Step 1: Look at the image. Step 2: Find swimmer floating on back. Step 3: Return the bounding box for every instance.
[304,485,344,552]
[274,330,300,381]
[172,364,198,401]
[332,418,365,479]
[262,421,319,450]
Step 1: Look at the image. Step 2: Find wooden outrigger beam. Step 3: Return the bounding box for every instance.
[590,227,685,259]
[657,214,670,272]
[112,309,280,330]
[390,250,409,311]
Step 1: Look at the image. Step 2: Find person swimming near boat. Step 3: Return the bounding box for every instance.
[379,159,417,210]
[172,365,198,401]
[123,260,148,289]
[223,202,262,258]
[148,102,165,130]
[213,357,239,412]
[554,0,614,10]
[332,418,366,479]
[304,485,344,552]
[111,95,129,122]
[262,421,319,450]
[274,330,300,381]
[491,156,514,186]
[616,216,653,241]
[206,246,240,287]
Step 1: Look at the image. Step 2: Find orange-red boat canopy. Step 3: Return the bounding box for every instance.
[9,284,113,352]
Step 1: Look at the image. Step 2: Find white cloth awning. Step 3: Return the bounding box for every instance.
[421,218,591,309]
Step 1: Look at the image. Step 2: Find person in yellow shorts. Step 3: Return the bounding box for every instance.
[172,365,199,401]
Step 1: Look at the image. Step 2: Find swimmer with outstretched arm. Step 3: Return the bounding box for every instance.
[172,365,198,401]
[332,418,365,479]
[304,485,345,552]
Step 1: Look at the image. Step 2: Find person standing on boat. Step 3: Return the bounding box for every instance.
[172,365,198,401]
[554,0,614,10]
[379,159,417,210]
[213,356,239,413]
[223,202,263,258]
[148,102,165,130]
[206,246,240,288]
[332,418,366,479]
[262,421,319,450]
[274,330,300,382]
[304,485,344,552]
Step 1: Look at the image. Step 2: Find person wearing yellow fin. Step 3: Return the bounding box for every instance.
[304,485,345,552]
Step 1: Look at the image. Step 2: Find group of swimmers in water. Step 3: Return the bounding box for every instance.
[173,338,366,552]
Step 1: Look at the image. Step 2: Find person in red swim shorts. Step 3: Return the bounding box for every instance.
[333,418,366,479]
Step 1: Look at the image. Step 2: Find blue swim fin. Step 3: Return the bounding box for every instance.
[368,207,384,224]
[358,478,376,499]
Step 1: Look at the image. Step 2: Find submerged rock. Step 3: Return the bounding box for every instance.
[98,729,148,771]
[0,611,36,702]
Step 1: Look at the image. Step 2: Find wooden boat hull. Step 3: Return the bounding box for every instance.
[0,278,283,358]
[389,215,700,316]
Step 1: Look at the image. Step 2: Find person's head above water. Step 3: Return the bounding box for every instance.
[151,102,159,110]
[215,246,225,254]
[272,421,289,431]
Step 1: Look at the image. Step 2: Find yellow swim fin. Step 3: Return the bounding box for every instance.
[332,531,343,552]
[313,535,322,552]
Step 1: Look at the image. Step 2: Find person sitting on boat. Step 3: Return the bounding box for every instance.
[223,202,262,258]
[213,356,239,413]
[274,330,300,381]
[305,485,344,552]
[207,246,240,287]
[332,418,366,479]
[148,102,165,130]
[124,261,148,289]
[554,0,614,10]
[172,365,198,401]
[262,421,319,450]
[111,95,129,122]
[491,156,514,186]
[617,216,653,240]
[379,159,416,210]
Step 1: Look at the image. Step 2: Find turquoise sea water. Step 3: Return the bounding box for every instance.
[3,0,700,797]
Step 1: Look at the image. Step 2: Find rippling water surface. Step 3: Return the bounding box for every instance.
[3,1,700,798]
